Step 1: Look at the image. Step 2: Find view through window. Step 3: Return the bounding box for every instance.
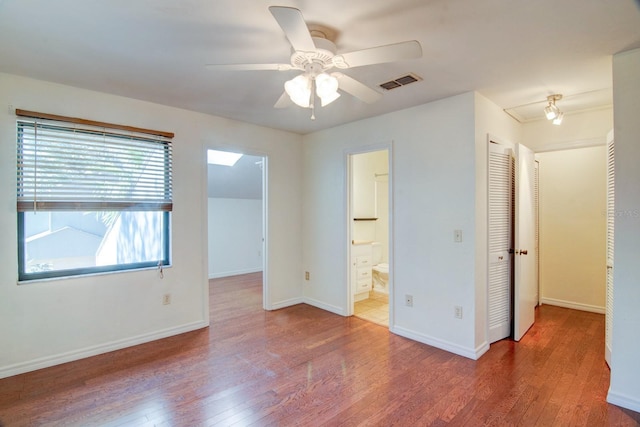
[16,113,173,281]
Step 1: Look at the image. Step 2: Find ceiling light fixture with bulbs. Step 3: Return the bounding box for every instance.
[206,6,422,121]
[284,61,341,120]
[544,94,564,125]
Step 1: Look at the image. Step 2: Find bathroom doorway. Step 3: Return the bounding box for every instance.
[348,147,392,327]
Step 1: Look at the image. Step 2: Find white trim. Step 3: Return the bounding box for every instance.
[607,389,640,413]
[0,320,208,380]
[391,325,488,360]
[540,297,605,314]
[261,155,269,311]
[533,137,605,153]
[303,297,348,316]
[269,297,305,311]
[208,268,263,279]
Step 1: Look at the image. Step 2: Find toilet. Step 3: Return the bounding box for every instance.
[371,242,389,293]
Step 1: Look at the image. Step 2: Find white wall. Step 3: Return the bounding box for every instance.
[303,92,515,359]
[208,198,263,278]
[536,147,606,312]
[608,48,640,412]
[0,73,303,378]
[521,108,613,152]
[374,176,389,263]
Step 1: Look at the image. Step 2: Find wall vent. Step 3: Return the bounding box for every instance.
[379,73,422,91]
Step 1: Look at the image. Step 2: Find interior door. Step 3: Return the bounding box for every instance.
[534,160,540,306]
[513,143,537,341]
[605,130,614,366]
[488,142,513,343]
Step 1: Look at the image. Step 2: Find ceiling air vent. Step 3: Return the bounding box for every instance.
[379,73,422,91]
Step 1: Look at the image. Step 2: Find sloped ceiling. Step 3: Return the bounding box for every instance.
[207,154,263,199]
[1,0,639,134]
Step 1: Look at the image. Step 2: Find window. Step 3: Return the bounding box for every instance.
[16,110,173,281]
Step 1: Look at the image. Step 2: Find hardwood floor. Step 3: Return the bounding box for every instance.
[1,272,639,426]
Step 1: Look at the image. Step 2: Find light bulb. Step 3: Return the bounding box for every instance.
[544,103,558,120]
[319,91,340,107]
[315,73,340,107]
[552,111,564,125]
[285,75,311,108]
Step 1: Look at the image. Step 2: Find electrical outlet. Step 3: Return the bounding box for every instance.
[405,294,413,307]
[162,294,171,305]
[454,305,463,319]
[454,229,463,242]
[305,271,310,281]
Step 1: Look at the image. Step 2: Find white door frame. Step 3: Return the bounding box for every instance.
[345,142,394,325]
[204,145,269,310]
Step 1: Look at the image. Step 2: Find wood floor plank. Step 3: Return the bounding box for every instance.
[1,272,639,426]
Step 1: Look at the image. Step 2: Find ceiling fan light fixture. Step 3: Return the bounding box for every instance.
[319,90,340,107]
[285,74,311,107]
[315,73,340,106]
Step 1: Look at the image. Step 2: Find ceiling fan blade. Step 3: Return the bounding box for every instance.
[205,63,293,71]
[333,72,381,104]
[333,40,422,69]
[274,91,292,108]
[269,6,316,52]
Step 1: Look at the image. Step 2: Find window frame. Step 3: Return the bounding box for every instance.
[17,211,171,282]
[15,110,173,282]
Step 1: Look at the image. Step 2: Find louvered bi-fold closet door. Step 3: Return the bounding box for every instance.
[488,142,513,343]
[605,130,614,366]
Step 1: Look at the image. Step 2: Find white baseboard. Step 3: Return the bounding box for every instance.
[208,268,262,279]
[303,297,347,316]
[391,325,485,360]
[268,297,304,310]
[540,297,605,314]
[475,341,491,359]
[607,389,640,413]
[0,320,209,380]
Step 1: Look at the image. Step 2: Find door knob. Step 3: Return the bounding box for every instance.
[519,249,528,255]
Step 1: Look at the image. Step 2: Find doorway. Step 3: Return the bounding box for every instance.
[348,147,392,327]
[206,148,267,308]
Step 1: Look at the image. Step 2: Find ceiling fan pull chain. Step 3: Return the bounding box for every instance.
[310,79,316,120]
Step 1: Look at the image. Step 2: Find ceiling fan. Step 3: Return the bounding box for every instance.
[206,6,422,119]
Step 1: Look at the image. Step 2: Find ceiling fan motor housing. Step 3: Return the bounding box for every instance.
[290,37,337,72]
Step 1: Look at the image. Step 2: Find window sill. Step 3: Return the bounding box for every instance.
[17,264,173,285]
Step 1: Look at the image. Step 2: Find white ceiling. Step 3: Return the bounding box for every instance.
[1,0,639,134]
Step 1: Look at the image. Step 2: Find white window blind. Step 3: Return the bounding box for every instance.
[16,112,173,212]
